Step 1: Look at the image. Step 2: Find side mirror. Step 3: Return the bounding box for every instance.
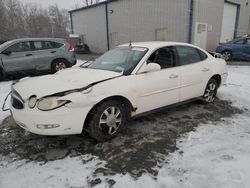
[139,63,161,73]
[2,50,12,56]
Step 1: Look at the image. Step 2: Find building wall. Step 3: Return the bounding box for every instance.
[108,0,189,49]
[192,0,224,51]
[193,0,250,51]
[227,0,250,37]
[71,4,107,53]
[71,0,250,53]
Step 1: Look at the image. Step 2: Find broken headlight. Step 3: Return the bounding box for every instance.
[37,96,70,111]
[28,95,37,109]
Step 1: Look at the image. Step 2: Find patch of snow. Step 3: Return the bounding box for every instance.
[1,65,250,188]
[0,155,105,188]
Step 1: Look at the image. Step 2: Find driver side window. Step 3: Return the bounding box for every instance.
[148,46,176,69]
[7,42,31,53]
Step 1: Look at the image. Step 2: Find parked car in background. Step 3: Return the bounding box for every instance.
[10,42,227,142]
[0,38,77,81]
[67,34,91,54]
[215,35,250,61]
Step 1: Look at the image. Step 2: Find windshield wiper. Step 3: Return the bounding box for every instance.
[80,57,95,68]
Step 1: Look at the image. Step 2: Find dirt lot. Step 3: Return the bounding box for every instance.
[0,98,242,184]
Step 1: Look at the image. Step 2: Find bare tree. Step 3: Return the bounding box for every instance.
[0,0,69,40]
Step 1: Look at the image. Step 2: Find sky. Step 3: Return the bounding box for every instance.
[19,0,86,10]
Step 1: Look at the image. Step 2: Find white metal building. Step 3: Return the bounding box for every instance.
[69,0,250,53]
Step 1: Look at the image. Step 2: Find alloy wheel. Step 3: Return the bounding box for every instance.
[204,82,217,103]
[55,62,66,71]
[99,106,122,135]
[222,51,231,61]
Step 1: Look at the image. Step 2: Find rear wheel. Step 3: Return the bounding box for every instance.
[222,50,232,61]
[87,100,127,142]
[202,79,218,103]
[51,59,67,73]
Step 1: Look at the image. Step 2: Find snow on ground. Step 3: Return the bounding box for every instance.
[1,65,250,188]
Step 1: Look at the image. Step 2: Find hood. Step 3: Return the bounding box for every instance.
[13,67,122,99]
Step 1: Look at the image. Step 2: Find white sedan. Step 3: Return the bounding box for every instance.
[10,42,228,141]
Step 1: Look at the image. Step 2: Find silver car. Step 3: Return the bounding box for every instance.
[0,38,76,81]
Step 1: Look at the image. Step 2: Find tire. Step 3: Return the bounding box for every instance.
[0,69,4,81]
[202,79,218,104]
[51,59,67,73]
[87,100,127,142]
[222,50,232,61]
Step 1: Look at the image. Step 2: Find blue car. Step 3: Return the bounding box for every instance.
[216,36,250,61]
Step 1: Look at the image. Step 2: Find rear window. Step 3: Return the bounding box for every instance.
[198,49,208,61]
[176,46,201,65]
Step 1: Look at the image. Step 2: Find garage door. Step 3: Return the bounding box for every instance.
[220,3,238,42]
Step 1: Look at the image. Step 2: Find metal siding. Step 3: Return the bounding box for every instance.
[192,0,224,51]
[108,0,189,49]
[71,5,107,53]
[227,0,250,37]
[193,0,250,51]
[71,0,250,53]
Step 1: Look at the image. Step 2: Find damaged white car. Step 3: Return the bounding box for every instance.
[10,42,228,141]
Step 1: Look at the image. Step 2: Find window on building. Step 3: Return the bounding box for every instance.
[148,46,176,69]
[155,28,167,41]
[176,46,202,65]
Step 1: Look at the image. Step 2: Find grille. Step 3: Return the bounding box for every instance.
[11,91,24,110]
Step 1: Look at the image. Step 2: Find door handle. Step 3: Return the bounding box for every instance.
[202,68,210,72]
[25,54,32,56]
[51,51,57,53]
[169,74,179,79]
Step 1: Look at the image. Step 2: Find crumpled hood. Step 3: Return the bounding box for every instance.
[13,67,122,99]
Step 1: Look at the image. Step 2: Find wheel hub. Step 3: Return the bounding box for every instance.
[99,106,122,135]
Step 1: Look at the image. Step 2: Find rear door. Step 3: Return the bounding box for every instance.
[31,41,63,71]
[176,46,213,101]
[1,41,34,72]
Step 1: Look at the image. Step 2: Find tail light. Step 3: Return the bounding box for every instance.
[68,44,75,52]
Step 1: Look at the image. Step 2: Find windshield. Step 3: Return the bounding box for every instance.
[0,40,12,51]
[88,46,148,75]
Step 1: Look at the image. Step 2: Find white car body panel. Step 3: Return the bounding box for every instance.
[14,67,122,99]
[10,42,228,136]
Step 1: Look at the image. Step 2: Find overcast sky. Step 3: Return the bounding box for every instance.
[20,0,86,10]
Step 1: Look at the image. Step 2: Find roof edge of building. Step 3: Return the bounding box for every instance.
[69,0,117,13]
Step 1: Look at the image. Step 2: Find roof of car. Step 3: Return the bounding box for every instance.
[7,38,66,43]
[119,41,198,50]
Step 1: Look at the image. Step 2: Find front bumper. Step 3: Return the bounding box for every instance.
[11,103,92,136]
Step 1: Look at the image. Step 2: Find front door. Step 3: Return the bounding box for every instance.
[2,41,34,72]
[135,46,180,114]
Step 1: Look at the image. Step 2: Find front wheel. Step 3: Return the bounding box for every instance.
[87,101,127,142]
[202,79,218,103]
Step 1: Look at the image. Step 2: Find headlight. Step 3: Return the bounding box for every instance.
[28,95,37,109]
[37,96,70,111]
